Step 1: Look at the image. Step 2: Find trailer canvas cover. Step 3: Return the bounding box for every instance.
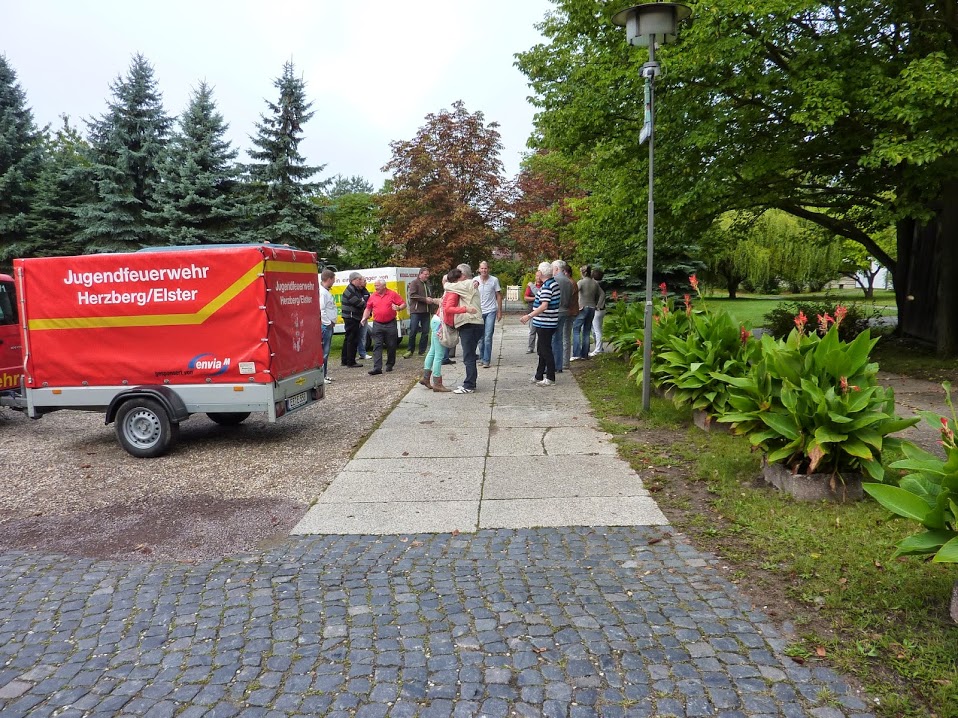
[15,245,322,389]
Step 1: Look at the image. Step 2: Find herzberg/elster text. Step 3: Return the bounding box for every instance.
[64,265,209,307]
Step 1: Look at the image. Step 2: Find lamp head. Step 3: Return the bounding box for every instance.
[612,2,691,47]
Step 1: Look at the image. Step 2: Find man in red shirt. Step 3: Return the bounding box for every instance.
[361,279,408,375]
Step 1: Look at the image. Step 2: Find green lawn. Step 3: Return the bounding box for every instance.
[703,289,897,328]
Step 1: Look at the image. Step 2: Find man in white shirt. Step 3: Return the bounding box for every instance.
[476,260,502,368]
[319,269,337,384]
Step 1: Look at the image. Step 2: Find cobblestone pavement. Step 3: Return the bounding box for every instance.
[0,528,875,718]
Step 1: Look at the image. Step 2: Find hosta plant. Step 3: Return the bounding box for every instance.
[650,290,759,417]
[864,384,958,563]
[715,315,918,480]
[603,299,649,358]
[605,283,694,389]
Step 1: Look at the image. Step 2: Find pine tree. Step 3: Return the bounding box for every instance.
[243,61,327,250]
[153,82,244,244]
[77,54,172,253]
[25,116,95,256]
[0,54,44,265]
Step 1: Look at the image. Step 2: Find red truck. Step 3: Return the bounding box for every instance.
[2,245,325,457]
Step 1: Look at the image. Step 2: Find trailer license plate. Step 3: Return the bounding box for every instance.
[287,391,308,411]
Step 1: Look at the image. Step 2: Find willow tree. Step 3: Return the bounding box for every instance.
[702,210,844,296]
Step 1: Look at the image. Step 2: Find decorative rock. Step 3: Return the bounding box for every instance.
[762,461,863,502]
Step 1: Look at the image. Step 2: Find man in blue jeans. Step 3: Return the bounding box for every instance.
[550,259,574,373]
[475,261,502,368]
[318,269,337,383]
[572,264,600,360]
[444,263,484,394]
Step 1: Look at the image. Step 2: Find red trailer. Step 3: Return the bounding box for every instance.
[4,245,325,457]
[0,273,22,393]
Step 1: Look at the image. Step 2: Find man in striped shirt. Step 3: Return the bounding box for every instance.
[520,261,561,386]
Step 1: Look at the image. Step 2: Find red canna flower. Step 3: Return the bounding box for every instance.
[794,311,808,334]
[689,274,699,292]
[740,325,750,344]
[659,282,668,298]
[612,290,618,301]
[834,305,847,326]
[840,376,849,394]
[817,312,834,335]
[683,294,692,316]
[941,416,955,445]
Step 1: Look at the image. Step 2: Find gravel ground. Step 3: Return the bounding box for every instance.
[0,353,427,562]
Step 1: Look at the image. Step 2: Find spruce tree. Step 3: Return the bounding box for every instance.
[25,116,95,256]
[0,54,43,265]
[243,61,327,250]
[78,54,172,253]
[153,82,244,244]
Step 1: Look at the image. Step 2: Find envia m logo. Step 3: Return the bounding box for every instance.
[189,353,231,376]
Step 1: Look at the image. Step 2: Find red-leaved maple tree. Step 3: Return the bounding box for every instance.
[380,100,505,271]
[504,150,585,265]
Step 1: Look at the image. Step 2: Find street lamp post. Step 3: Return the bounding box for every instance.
[612,2,691,412]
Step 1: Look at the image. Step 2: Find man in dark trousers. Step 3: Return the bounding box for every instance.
[362,279,408,375]
[403,267,439,358]
[339,272,369,368]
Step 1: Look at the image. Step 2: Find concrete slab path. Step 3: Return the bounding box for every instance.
[293,324,668,536]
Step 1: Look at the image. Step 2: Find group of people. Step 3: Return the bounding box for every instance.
[520,261,606,386]
[324,264,498,395]
[319,259,605,394]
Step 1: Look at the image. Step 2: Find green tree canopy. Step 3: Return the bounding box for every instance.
[517,0,958,352]
[25,116,94,257]
[320,189,391,269]
[329,174,374,197]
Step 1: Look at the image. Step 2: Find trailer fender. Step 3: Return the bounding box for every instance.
[105,386,191,426]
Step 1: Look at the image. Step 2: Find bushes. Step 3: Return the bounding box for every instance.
[763,300,882,341]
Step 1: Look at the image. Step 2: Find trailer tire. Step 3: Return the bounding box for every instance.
[207,411,251,426]
[115,398,175,458]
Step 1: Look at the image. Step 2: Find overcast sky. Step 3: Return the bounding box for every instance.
[2,0,555,189]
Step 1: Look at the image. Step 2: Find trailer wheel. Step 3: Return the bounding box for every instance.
[115,398,175,458]
[207,411,251,426]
